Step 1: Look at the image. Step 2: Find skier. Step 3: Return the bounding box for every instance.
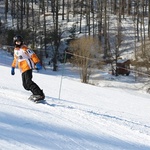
[11,35,45,102]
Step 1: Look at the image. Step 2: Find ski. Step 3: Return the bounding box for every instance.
[35,99,46,103]
[28,95,46,104]
[29,99,46,104]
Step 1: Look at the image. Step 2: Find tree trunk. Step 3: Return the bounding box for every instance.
[148,0,150,39]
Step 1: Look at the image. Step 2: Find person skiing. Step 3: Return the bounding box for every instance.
[11,35,45,102]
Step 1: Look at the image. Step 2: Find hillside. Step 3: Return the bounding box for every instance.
[0,50,150,150]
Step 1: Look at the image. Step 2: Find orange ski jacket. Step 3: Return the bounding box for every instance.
[11,45,40,73]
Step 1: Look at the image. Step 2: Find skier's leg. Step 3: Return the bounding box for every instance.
[22,70,44,96]
[22,70,30,91]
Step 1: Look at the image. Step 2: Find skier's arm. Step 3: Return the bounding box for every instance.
[11,54,17,75]
[11,55,17,68]
[30,53,40,64]
[22,46,40,64]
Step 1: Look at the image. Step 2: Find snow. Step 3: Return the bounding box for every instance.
[0,50,150,150]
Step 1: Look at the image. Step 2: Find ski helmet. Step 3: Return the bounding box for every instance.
[13,35,23,45]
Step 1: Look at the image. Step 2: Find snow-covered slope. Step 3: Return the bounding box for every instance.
[0,50,150,150]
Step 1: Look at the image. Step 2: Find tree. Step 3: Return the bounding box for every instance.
[127,0,131,15]
[133,40,150,74]
[69,36,102,83]
[148,0,150,39]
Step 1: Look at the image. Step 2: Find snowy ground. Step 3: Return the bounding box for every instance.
[0,50,150,150]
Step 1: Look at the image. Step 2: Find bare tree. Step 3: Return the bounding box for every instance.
[133,40,150,74]
[51,0,60,71]
[5,0,8,25]
[69,36,102,83]
[103,0,109,58]
[127,0,131,15]
[148,0,150,39]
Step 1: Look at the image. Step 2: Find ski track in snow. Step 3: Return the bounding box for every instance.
[0,85,150,150]
[1,86,150,136]
[0,47,150,149]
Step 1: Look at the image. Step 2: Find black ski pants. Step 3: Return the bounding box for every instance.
[22,69,42,95]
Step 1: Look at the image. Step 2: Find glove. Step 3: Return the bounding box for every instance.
[11,67,15,75]
[35,62,42,70]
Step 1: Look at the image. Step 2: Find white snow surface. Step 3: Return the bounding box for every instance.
[0,50,150,150]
